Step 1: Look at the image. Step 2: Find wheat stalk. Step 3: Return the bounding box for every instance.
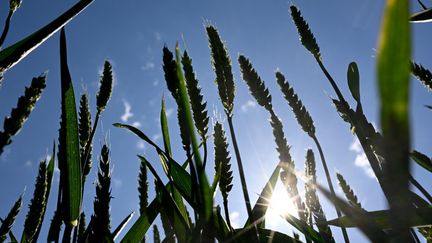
[206,25,235,116]
[213,122,233,229]
[0,195,22,242]
[336,173,364,210]
[22,161,48,243]
[275,71,314,137]
[238,55,272,111]
[290,5,320,59]
[0,75,46,153]
[79,93,93,177]
[153,225,161,243]
[182,50,209,139]
[138,158,148,216]
[411,61,432,91]
[91,144,112,242]
[304,150,334,242]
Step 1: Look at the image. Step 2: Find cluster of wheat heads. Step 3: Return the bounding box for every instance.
[1,0,432,242]
[115,2,432,243]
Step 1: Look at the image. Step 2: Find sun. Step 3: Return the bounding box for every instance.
[265,185,299,226]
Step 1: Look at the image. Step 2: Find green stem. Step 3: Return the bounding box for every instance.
[0,10,13,48]
[223,199,232,230]
[312,135,350,243]
[226,115,260,241]
[226,116,253,219]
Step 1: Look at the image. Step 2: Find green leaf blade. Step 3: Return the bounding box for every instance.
[59,28,81,227]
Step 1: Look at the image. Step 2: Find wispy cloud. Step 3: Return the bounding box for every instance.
[121,99,134,122]
[132,121,141,128]
[229,211,240,228]
[165,108,174,118]
[349,137,375,178]
[24,160,32,167]
[113,178,123,188]
[154,32,162,41]
[152,133,162,142]
[141,61,155,71]
[241,100,256,112]
[136,141,145,150]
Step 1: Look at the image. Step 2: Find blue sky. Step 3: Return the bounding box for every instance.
[0,0,431,242]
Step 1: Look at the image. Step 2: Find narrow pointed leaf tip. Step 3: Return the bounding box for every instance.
[347,62,360,103]
[59,27,81,227]
[206,25,235,115]
[96,60,113,112]
[290,5,321,59]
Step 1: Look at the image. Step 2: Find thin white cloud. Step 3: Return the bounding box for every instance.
[141,61,155,71]
[132,121,141,128]
[153,79,159,86]
[24,160,32,167]
[154,32,162,41]
[241,100,256,112]
[349,137,375,178]
[113,178,123,188]
[136,141,145,150]
[121,100,134,122]
[229,211,240,228]
[152,133,162,142]
[165,108,174,118]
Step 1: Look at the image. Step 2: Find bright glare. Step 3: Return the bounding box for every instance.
[265,185,299,227]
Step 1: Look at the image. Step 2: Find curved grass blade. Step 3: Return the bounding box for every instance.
[174,45,212,222]
[411,150,432,173]
[377,0,412,241]
[160,96,172,156]
[0,0,94,75]
[0,75,46,154]
[21,161,48,243]
[317,184,387,242]
[145,160,191,242]
[120,198,160,243]
[112,212,135,241]
[245,163,280,228]
[232,228,302,243]
[410,7,432,22]
[279,212,324,243]
[328,207,432,229]
[0,195,22,242]
[58,28,81,227]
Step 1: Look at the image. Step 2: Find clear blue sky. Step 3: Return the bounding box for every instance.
[0,0,431,242]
